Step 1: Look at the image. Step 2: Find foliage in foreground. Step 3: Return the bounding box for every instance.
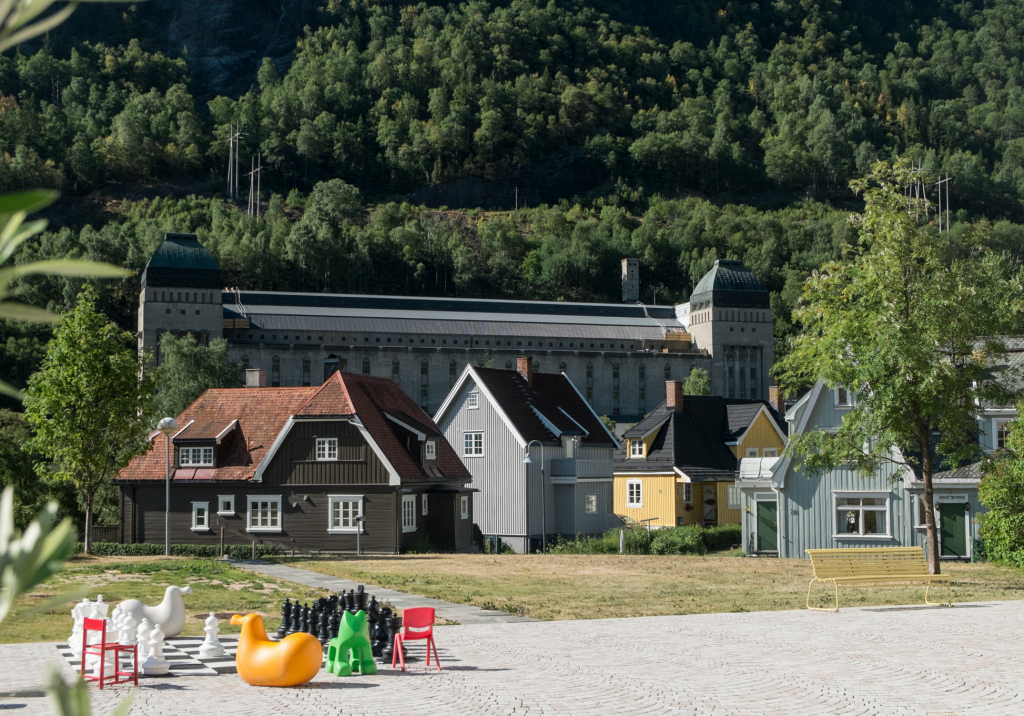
[980,409,1024,569]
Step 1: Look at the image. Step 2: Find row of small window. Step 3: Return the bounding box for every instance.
[192,494,469,533]
[690,309,770,325]
[235,333,636,350]
[152,291,217,304]
[624,481,743,510]
[181,440,346,466]
[627,442,779,460]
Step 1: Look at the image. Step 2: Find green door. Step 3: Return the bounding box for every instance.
[940,502,967,558]
[757,501,778,552]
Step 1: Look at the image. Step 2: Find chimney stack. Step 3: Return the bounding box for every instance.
[245,368,267,388]
[516,356,533,385]
[769,386,785,418]
[666,381,684,411]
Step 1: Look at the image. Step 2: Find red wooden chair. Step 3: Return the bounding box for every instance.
[391,607,440,671]
[81,617,138,688]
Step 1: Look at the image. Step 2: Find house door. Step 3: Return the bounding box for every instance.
[703,485,717,523]
[756,501,777,552]
[939,502,967,558]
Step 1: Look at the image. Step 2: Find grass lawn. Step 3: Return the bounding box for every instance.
[277,553,1024,621]
[2,555,325,645]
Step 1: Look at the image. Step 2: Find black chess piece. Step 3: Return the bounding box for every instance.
[317,609,330,647]
[368,596,379,617]
[277,598,292,639]
[329,609,340,641]
[344,589,356,611]
[356,585,368,611]
[309,604,320,636]
[301,603,311,633]
[287,601,301,635]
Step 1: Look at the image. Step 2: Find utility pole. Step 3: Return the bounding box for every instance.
[244,154,264,218]
[226,123,233,199]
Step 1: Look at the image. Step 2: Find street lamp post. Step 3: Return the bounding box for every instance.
[355,514,365,556]
[523,440,546,554]
[157,417,179,557]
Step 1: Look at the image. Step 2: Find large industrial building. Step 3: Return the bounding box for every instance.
[138,234,773,420]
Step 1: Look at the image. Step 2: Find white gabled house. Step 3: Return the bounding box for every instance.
[434,357,620,553]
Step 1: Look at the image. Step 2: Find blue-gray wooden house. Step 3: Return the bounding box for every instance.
[434,357,620,553]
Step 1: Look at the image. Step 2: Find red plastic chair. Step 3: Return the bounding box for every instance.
[81,617,138,688]
[391,607,440,671]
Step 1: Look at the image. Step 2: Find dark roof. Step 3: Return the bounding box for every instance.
[615,396,782,481]
[980,337,1024,408]
[471,367,616,447]
[689,260,770,309]
[115,371,471,485]
[141,233,221,289]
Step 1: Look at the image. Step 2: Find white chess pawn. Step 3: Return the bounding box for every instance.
[136,618,152,662]
[119,611,138,672]
[141,624,169,676]
[69,598,90,656]
[198,612,225,658]
[83,601,106,672]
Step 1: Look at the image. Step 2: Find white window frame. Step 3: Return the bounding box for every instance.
[680,482,692,503]
[745,447,759,458]
[463,431,484,457]
[402,495,417,532]
[836,387,853,408]
[995,419,1011,449]
[626,480,642,507]
[316,437,338,461]
[191,502,210,532]
[424,440,437,461]
[460,495,469,519]
[217,495,235,516]
[467,392,479,409]
[629,440,644,458]
[247,495,283,533]
[585,494,597,514]
[179,446,214,466]
[327,494,363,534]
[832,491,891,539]
[422,493,429,516]
[762,448,778,458]
[727,485,741,510]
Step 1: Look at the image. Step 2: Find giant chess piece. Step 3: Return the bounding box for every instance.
[287,601,301,635]
[69,598,91,657]
[355,585,368,611]
[276,598,291,639]
[136,618,152,662]
[82,600,106,673]
[329,609,340,641]
[301,603,311,633]
[141,624,169,676]
[199,612,225,658]
[310,604,320,637]
[317,609,330,648]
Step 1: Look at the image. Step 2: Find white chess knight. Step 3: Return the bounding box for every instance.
[141,624,169,676]
[198,612,225,658]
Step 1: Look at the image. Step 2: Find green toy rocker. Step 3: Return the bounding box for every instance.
[326,611,377,676]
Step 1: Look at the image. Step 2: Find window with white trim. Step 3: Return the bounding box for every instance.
[763,448,778,458]
[836,386,853,406]
[463,432,483,456]
[422,493,429,516]
[316,437,338,460]
[679,483,692,503]
[834,492,890,537]
[248,496,282,532]
[727,485,741,509]
[180,446,214,466]
[745,447,759,457]
[585,494,597,514]
[995,419,1011,449]
[217,495,235,515]
[467,392,479,409]
[191,502,209,531]
[402,495,416,532]
[626,480,642,507]
[328,495,363,533]
[629,440,644,458]
[424,440,437,460]
[460,495,469,519]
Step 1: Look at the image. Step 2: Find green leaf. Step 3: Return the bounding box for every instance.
[0,302,56,323]
[11,259,133,279]
[0,190,56,216]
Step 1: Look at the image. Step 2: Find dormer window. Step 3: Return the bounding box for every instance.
[424,440,437,460]
[180,447,213,466]
[630,440,644,458]
[836,387,853,407]
[316,438,338,461]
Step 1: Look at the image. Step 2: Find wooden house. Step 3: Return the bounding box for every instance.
[434,357,621,553]
[114,369,475,554]
[613,381,787,529]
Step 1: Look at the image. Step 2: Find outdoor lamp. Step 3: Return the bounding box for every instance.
[157,417,179,557]
[355,514,366,557]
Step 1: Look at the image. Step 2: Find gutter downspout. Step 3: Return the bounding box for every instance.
[772,485,785,558]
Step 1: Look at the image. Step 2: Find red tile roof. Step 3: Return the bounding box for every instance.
[115,371,471,485]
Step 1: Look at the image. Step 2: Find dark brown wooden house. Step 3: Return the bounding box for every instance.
[114,370,476,554]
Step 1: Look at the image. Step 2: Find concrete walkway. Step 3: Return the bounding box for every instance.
[226,559,538,625]
[3,601,1022,715]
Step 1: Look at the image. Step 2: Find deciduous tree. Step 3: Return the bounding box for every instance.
[156,333,240,417]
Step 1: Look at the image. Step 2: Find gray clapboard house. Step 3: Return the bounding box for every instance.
[434,357,620,553]
[737,381,986,560]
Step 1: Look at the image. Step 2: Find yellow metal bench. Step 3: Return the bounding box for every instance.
[805,547,952,612]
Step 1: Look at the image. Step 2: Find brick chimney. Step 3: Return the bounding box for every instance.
[769,386,785,418]
[516,356,533,385]
[245,368,266,388]
[666,380,684,411]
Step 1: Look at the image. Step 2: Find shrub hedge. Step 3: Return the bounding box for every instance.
[74,542,282,559]
[547,523,742,556]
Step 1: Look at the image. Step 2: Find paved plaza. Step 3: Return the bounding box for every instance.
[2,600,1022,716]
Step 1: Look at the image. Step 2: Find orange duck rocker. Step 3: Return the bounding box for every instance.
[231,614,322,687]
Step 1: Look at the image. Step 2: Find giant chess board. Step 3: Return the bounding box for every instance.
[55,636,241,677]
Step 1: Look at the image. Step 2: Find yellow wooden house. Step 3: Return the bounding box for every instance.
[613,381,787,528]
